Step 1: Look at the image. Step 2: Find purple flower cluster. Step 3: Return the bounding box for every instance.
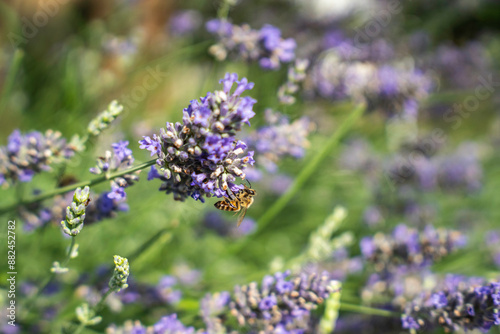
[107,314,196,334]
[402,280,500,332]
[206,20,296,70]
[141,73,256,202]
[361,269,434,310]
[155,275,182,305]
[0,129,79,186]
[360,224,466,274]
[201,271,337,333]
[359,224,466,314]
[19,204,53,232]
[169,10,202,37]
[278,59,309,105]
[339,138,484,225]
[244,109,312,179]
[86,191,130,221]
[363,273,483,312]
[310,33,432,118]
[200,291,230,333]
[421,41,492,90]
[90,141,138,200]
[338,139,381,185]
[388,142,483,193]
[172,263,201,287]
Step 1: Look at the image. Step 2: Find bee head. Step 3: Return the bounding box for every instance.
[246,188,256,196]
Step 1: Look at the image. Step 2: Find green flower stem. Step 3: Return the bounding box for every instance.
[0,159,157,214]
[89,227,170,282]
[231,104,365,253]
[256,105,364,233]
[94,289,114,313]
[339,302,400,317]
[73,324,86,334]
[68,230,166,332]
[23,236,76,316]
[63,236,76,267]
[128,227,170,263]
[217,0,234,20]
[72,289,114,334]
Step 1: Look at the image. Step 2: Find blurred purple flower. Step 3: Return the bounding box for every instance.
[202,271,337,333]
[0,129,79,186]
[403,280,500,332]
[156,276,182,305]
[108,183,126,200]
[363,206,383,226]
[169,10,201,37]
[310,35,432,118]
[361,224,466,274]
[207,20,296,70]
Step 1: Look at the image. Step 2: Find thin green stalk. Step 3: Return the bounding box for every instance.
[65,229,167,331]
[231,104,365,253]
[73,324,87,334]
[339,302,400,317]
[256,105,364,232]
[24,236,76,316]
[72,288,113,334]
[128,227,170,263]
[0,159,157,214]
[63,237,76,267]
[94,289,114,313]
[217,0,234,20]
[90,227,170,281]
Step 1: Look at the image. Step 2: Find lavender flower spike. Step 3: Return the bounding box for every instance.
[201,271,338,333]
[207,20,296,70]
[107,314,196,334]
[90,141,138,200]
[87,100,124,136]
[244,109,312,177]
[61,186,91,236]
[142,73,256,202]
[0,129,81,186]
[402,280,500,332]
[278,58,309,105]
[109,255,129,292]
[361,224,466,274]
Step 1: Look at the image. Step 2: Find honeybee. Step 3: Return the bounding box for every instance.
[214,184,257,227]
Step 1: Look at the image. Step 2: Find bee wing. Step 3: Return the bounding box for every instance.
[236,206,248,227]
[227,188,237,201]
